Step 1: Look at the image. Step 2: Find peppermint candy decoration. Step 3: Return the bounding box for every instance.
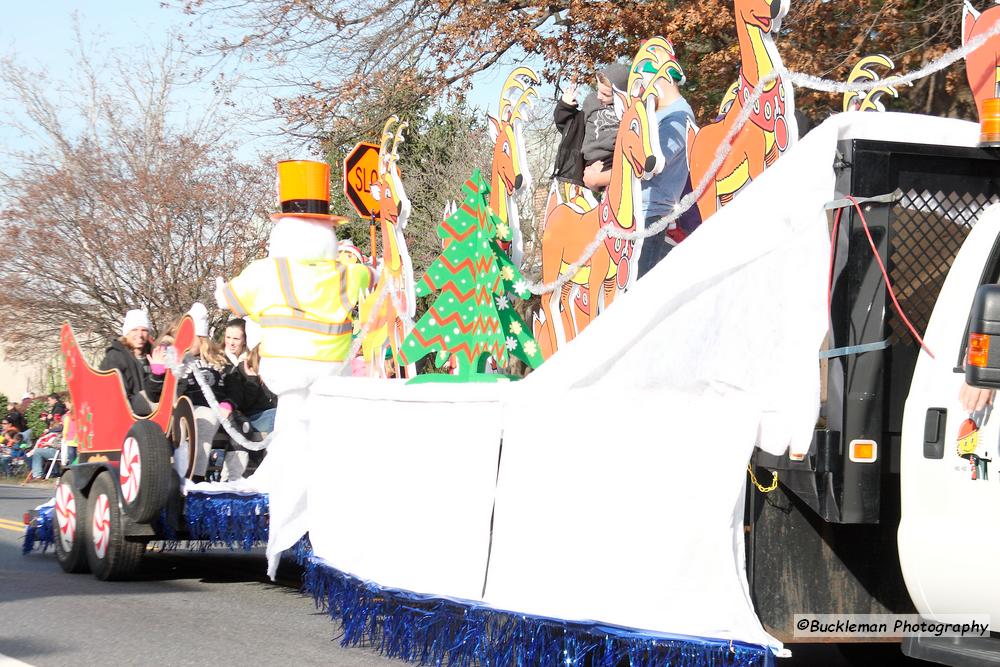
[55,482,76,551]
[119,436,141,504]
[92,494,111,559]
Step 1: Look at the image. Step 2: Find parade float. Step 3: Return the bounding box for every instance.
[23,0,1000,664]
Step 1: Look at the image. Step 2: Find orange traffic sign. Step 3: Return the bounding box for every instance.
[343,142,380,218]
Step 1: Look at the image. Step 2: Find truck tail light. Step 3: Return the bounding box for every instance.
[969,333,990,368]
[849,439,878,463]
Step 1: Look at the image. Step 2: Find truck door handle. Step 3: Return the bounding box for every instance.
[924,408,946,459]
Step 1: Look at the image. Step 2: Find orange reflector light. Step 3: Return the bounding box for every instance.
[969,333,990,368]
[849,439,877,464]
[23,512,31,526]
[980,98,1000,147]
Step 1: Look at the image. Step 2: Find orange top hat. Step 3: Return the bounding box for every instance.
[272,160,349,225]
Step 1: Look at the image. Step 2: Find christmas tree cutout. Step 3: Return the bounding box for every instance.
[400,169,541,381]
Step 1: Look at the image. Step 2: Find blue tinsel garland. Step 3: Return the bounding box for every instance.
[184,492,269,550]
[176,492,311,561]
[304,558,774,667]
[22,503,54,555]
[24,492,309,562]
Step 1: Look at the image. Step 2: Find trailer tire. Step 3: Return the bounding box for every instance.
[169,396,197,480]
[86,471,144,580]
[120,420,172,523]
[54,469,90,574]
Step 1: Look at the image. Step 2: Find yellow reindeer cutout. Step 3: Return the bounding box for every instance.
[361,116,417,377]
[843,55,902,112]
[488,67,539,267]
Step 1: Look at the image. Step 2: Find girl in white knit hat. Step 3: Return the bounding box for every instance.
[98,308,157,416]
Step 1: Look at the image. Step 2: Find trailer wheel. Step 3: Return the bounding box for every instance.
[170,396,197,480]
[86,471,144,581]
[54,469,90,574]
[120,420,172,523]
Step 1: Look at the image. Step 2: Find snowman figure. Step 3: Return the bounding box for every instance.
[215,159,375,577]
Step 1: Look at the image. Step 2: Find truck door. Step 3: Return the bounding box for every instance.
[898,203,1000,625]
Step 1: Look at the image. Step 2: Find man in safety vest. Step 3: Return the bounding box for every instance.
[215,159,374,578]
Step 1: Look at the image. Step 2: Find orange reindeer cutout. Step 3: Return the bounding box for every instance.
[963,1,1000,122]
[535,39,671,360]
[687,0,797,221]
[488,67,539,267]
[361,116,416,377]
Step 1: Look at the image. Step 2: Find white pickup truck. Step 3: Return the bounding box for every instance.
[750,137,1000,665]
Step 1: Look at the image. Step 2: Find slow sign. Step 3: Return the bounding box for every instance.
[343,142,380,218]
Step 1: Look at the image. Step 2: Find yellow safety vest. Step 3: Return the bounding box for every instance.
[222,258,374,362]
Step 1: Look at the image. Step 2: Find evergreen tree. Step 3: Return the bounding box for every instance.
[400,169,541,379]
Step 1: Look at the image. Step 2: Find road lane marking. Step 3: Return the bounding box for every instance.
[0,518,26,527]
[0,524,24,533]
[0,652,35,666]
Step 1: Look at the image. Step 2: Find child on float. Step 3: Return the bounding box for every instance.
[99,309,159,416]
[148,303,243,481]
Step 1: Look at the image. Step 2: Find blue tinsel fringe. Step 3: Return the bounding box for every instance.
[304,559,774,667]
[162,492,311,561]
[22,503,54,555]
[183,492,269,550]
[23,492,310,563]
[290,534,313,565]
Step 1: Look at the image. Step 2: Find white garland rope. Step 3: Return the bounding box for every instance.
[521,19,1000,297]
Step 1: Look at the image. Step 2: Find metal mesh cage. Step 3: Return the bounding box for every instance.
[887,189,998,345]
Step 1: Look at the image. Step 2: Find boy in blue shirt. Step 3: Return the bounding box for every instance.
[637,48,702,278]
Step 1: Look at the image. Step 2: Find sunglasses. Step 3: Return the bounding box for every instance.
[633,60,684,82]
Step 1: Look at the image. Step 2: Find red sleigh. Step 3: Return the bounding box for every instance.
[54,315,199,579]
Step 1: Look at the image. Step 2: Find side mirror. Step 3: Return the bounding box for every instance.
[965,284,1000,388]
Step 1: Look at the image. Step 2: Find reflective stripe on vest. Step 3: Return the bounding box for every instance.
[223,283,249,317]
[276,259,305,313]
[258,316,353,335]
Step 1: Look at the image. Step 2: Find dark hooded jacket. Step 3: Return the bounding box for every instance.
[552,98,586,185]
[225,362,277,415]
[99,340,153,402]
[581,63,630,172]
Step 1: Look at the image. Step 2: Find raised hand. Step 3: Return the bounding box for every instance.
[561,81,579,106]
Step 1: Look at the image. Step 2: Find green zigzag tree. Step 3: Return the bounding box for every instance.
[399,169,541,380]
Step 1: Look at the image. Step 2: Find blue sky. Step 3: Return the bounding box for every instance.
[0,1,281,164]
[0,2,558,169]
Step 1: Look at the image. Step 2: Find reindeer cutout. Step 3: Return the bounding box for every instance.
[535,38,671,360]
[963,0,1000,121]
[488,67,539,267]
[687,0,797,221]
[361,116,417,378]
[843,55,902,112]
[553,179,598,211]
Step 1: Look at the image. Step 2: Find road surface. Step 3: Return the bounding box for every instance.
[0,483,393,667]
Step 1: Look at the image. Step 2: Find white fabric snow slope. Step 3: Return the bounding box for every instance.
[211,111,980,655]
